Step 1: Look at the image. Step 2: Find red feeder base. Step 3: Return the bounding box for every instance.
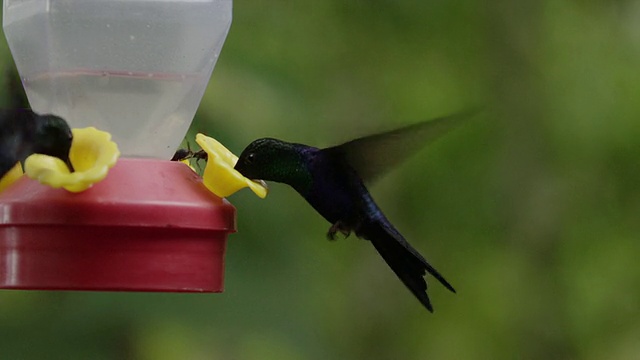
[0,158,236,292]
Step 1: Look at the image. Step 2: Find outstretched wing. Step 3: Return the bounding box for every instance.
[325,110,478,184]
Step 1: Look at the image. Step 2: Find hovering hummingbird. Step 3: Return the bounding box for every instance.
[234,111,475,312]
[0,108,74,179]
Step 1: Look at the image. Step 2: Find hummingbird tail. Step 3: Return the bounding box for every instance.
[366,221,455,312]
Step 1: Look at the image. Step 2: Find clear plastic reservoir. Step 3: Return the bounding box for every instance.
[3,0,232,158]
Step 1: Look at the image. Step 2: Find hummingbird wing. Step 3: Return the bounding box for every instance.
[362,218,455,312]
[326,110,477,184]
[0,109,36,178]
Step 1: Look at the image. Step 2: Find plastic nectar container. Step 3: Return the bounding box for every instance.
[0,0,235,292]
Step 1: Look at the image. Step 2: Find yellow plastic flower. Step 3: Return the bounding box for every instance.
[180,159,196,172]
[0,162,23,193]
[195,133,268,198]
[25,127,120,193]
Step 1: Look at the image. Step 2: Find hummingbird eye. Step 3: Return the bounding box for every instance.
[246,153,256,164]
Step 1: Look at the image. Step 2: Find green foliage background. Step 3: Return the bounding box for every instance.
[1,1,640,359]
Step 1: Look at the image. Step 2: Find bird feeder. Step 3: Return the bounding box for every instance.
[0,0,235,291]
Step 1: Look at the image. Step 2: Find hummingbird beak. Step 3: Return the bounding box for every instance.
[253,179,268,189]
[65,157,75,173]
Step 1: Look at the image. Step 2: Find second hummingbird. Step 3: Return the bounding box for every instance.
[234,112,475,312]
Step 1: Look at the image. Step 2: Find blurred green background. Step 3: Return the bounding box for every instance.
[1,1,640,359]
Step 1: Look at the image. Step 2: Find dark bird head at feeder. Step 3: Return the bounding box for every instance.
[0,109,74,178]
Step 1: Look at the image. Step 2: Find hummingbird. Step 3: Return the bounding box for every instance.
[0,108,74,179]
[234,112,474,312]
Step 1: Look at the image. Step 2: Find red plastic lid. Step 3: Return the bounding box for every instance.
[0,158,236,292]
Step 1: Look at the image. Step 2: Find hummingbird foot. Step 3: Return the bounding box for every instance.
[327,221,352,241]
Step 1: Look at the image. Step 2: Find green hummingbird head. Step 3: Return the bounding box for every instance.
[32,114,74,172]
[234,138,312,190]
